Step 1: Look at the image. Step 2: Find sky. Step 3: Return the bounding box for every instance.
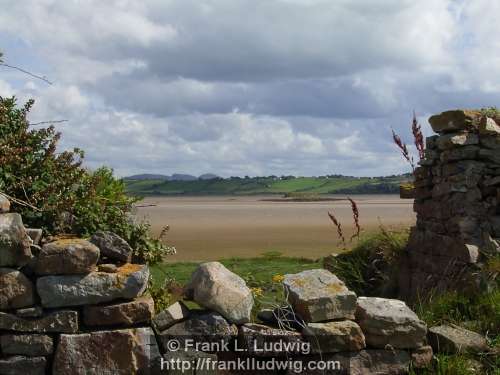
[1,0,500,177]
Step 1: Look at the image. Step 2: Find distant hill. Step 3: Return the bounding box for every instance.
[125,173,220,181]
[124,174,410,196]
[198,173,220,180]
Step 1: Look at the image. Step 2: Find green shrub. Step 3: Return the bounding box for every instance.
[0,96,174,265]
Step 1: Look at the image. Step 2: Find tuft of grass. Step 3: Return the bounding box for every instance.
[324,228,409,296]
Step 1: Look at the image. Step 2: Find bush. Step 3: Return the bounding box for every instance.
[0,96,174,265]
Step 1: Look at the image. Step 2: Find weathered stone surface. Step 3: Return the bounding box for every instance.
[0,213,32,267]
[238,323,305,357]
[356,297,427,349]
[0,194,10,213]
[26,228,42,245]
[0,333,53,356]
[479,116,500,135]
[436,133,478,150]
[0,356,47,375]
[186,262,253,324]
[98,263,118,273]
[53,327,161,375]
[283,269,357,322]
[153,301,190,331]
[440,145,479,162]
[83,295,154,327]
[90,231,133,263]
[428,110,480,133]
[35,238,99,275]
[303,320,365,353]
[0,310,78,333]
[15,306,43,318]
[411,345,433,369]
[428,325,489,354]
[0,268,35,309]
[37,263,149,308]
[162,351,218,375]
[158,311,237,347]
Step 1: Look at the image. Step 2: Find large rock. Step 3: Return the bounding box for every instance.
[0,334,53,356]
[152,301,190,331]
[428,110,480,133]
[37,263,149,308]
[83,295,154,327]
[52,327,161,375]
[186,262,253,324]
[238,323,305,357]
[0,310,78,333]
[0,356,47,375]
[0,268,35,309]
[436,133,478,150]
[428,325,489,354]
[303,320,366,353]
[35,238,99,275]
[356,297,427,349]
[0,213,32,267]
[0,194,10,213]
[90,231,133,263]
[283,269,357,322]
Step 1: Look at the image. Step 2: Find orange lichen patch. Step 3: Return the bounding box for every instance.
[290,278,306,288]
[326,283,346,294]
[117,263,143,275]
[50,238,87,246]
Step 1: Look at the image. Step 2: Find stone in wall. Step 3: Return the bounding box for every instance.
[283,269,357,322]
[36,263,149,308]
[0,213,32,267]
[0,268,35,309]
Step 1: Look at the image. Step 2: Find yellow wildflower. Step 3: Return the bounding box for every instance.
[272,274,285,283]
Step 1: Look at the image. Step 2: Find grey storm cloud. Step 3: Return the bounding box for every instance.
[0,0,499,177]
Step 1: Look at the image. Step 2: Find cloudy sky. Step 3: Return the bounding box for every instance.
[1,0,500,177]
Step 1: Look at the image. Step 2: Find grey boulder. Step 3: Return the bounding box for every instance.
[0,333,53,356]
[186,262,253,324]
[428,325,489,354]
[153,301,190,331]
[37,264,149,308]
[90,231,133,263]
[303,320,366,353]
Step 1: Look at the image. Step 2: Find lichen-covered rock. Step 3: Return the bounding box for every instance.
[186,262,253,324]
[0,310,78,333]
[428,325,489,354]
[303,320,366,353]
[428,110,481,133]
[0,356,47,375]
[83,295,154,327]
[37,264,149,308]
[0,333,53,356]
[90,231,133,263]
[0,194,10,213]
[436,133,478,150]
[153,301,190,331]
[356,297,427,349]
[238,323,305,357]
[283,269,357,322]
[52,327,161,375]
[98,263,118,273]
[0,268,35,309]
[0,213,32,267]
[35,238,100,275]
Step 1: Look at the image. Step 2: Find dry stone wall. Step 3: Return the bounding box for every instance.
[0,195,435,374]
[401,109,500,298]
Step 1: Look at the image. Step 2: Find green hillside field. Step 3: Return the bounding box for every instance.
[124,175,409,196]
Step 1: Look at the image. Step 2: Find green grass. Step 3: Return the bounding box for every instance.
[125,175,408,196]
